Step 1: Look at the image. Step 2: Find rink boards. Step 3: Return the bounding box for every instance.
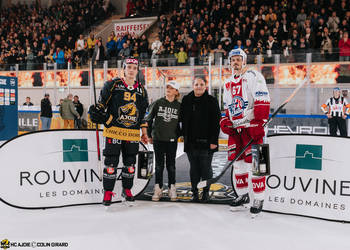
[0,130,150,209]
[265,135,350,222]
[0,131,349,222]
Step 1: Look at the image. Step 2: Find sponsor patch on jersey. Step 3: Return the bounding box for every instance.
[118,102,139,127]
[255,91,268,97]
[107,167,115,174]
[228,96,248,117]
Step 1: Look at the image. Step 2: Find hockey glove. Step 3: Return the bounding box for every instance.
[248,119,265,142]
[220,117,236,135]
[89,104,108,124]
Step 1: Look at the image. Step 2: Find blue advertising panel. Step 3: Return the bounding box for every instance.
[0,76,18,140]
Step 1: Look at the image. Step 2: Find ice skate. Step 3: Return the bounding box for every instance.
[102,190,115,207]
[168,184,177,201]
[152,184,163,201]
[122,188,135,207]
[250,199,264,218]
[230,193,250,211]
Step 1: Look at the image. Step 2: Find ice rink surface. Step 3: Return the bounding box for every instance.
[1,200,349,250]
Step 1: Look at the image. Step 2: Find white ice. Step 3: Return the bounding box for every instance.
[1,200,349,250]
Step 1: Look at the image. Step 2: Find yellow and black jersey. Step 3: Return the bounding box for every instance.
[98,77,149,141]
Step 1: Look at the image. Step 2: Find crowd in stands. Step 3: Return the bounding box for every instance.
[1,0,350,70]
[153,0,350,65]
[0,0,114,70]
[94,0,350,67]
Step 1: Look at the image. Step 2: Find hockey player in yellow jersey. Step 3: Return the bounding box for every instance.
[89,57,149,206]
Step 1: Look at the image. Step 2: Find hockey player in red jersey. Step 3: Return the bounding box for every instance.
[220,48,270,217]
[89,57,149,206]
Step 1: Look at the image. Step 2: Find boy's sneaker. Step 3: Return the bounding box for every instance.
[152,184,163,201]
[192,190,199,203]
[200,189,210,203]
[168,184,177,201]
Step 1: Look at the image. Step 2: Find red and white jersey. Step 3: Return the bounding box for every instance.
[223,69,270,128]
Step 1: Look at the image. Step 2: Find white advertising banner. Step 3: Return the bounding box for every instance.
[114,17,157,37]
[265,135,350,222]
[0,130,150,209]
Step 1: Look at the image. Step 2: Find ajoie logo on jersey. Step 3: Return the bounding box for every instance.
[118,102,139,127]
[228,96,248,117]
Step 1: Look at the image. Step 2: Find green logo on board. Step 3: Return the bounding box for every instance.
[63,139,88,162]
[295,144,322,171]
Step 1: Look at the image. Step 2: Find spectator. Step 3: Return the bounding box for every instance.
[23,97,34,106]
[213,43,226,65]
[45,49,55,70]
[339,32,350,61]
[59,94,80,129]
[57,99,64,107]
[151,35,162,60]
[166,41,177,66]
[131,42,140,58]
[266,35,280,58]
[253,40,265,58]
[223,39,233,53]
[297,9,307,28]
[321,27,333,61]
[93,40,105,67]
[40,93,52,130]
[118,42,131,60]
[265,7,277,27]
[233,40,244,50]
[282,39,294,62]
[175,46,187,65]
[199,45,210,65]
[220,31,231,44]
[53,47,65,69]
[125,0,136,17]
[328,11,340,34]
[87,33,96,58]
[139,34,149,57]
[75,34,87,64]
[17,49,27,70]
[305,27,316,49]
[6,48,18,71]
[73,54,82,69]
[116,34,126,55]
[186,37,199,59]
[244,39,254,63]
[73,95,84,129]
[106,34,117,58]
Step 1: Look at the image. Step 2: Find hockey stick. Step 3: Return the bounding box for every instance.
[197,78,308,189]
[90,53,103,179]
